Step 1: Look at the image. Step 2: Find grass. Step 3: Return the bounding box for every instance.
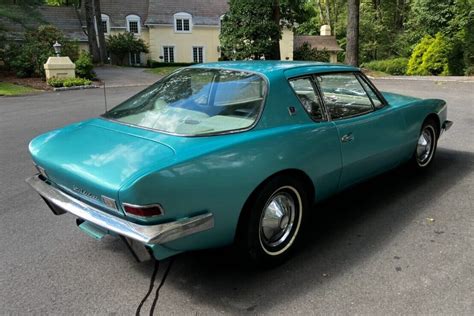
[146,66,183,77]
[0,82,40,96]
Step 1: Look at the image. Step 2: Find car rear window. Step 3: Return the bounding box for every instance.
[103,68,267,136]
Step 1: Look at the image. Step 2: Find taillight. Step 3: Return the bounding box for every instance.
[122,203,164,218]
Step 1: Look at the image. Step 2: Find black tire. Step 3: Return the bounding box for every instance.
[411,118,439,169]
[236,175,308,268]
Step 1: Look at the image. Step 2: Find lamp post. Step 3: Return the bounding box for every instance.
[53,41,62,57]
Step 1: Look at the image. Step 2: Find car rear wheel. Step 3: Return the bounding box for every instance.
[412,118,438,169]
[237,175,308,267]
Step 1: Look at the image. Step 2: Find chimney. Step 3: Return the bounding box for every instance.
[320,25,331,36]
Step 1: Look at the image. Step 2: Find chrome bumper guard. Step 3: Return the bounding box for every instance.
[26,175,214,245]
[442,120,453,132]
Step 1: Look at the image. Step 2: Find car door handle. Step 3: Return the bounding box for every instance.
[341,133,354,143]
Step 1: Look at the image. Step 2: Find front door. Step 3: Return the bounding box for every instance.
[315,72,406,189]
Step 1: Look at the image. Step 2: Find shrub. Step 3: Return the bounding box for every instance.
[107,32,149,65]
[75,51,95,79]
[293,42,330,62]
[419,33,450,76]
[47,77,92,88]
[3,25,79,78]
[407,33,451,76]
[361,58,409,75]
[407,35,434,75]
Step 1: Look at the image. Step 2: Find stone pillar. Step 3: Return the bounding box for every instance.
[44,57,76,80]
[329,52,338,63]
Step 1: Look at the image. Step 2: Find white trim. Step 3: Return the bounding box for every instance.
[174,12,192,33]
[161,45,176,63]
[101,14,110,34]
[126,14,141,34]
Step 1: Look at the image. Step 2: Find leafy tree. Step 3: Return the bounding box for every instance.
[220,0,280,60]
[220,0,307,60]
[106,32,149,65]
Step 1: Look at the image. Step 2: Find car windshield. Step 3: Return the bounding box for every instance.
[103,68,267,136]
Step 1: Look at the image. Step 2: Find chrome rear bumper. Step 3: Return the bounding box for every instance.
[26,175,214,245]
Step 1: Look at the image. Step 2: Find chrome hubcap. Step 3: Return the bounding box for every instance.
[416,127,433,165]
[260,192,295,248]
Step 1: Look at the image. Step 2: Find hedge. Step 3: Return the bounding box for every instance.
[361,57,409,75]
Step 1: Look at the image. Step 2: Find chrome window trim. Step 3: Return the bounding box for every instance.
[311,71,376,122]
[356,72,389,107]
[286,75,329,122]
[101,67,270,138]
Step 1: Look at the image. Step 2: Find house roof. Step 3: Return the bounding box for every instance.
[294,35,343,52]
[94,1,149,28]
[146,0,229,25]
[0,5,87,41]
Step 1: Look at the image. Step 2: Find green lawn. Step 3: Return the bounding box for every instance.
[146,66,183,77]
[0,82,40,96]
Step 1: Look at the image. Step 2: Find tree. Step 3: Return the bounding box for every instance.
[106,32,148,65]
[83,0,100,63]
[220,0,281,60]
[82,0,106,64]
[220,0,307,60]
[345,0,359,66]
[93,0,107,63]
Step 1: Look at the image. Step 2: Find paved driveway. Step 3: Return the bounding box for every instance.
[0,79,472,314]
[94,66,159,87]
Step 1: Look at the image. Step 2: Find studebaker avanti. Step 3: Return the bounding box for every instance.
[27,61,452,266]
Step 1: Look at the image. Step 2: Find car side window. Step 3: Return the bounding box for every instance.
[315,73,374,120]
[357,74,384,109]
[289,77,324,121]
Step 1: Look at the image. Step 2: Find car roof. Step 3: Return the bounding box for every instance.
[190,60,359,76]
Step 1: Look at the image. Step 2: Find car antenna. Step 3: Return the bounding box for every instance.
[103,80,108,112]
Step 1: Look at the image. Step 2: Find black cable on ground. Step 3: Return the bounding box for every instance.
[135,259,160,316]
[149,257,175,316]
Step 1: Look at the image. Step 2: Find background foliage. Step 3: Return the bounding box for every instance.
[106,32,149,66]
[2,25,78,78]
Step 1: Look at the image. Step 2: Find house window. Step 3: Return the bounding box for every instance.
[100,14,110,34]
[163,46,175,63]
[126,14,141,34]
[129,52,141,65]
[174,12,192,32]
[193,47,204,63]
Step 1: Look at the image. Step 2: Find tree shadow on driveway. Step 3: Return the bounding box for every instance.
[141,148,473,313]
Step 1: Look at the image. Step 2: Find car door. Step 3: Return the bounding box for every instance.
[315,72,407,190]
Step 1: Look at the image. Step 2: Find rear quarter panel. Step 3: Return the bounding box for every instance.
[118,122,342,252]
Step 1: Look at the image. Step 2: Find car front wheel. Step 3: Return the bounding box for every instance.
[413,118,438,169]
[238,175,308,267]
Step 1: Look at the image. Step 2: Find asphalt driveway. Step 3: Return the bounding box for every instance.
[0,78,472,314]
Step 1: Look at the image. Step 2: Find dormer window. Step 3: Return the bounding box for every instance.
[101,14,110,34]
[174,12,192,33]
[126,14,141,34]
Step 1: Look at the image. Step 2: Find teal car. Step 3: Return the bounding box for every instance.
[27,61,452,266]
